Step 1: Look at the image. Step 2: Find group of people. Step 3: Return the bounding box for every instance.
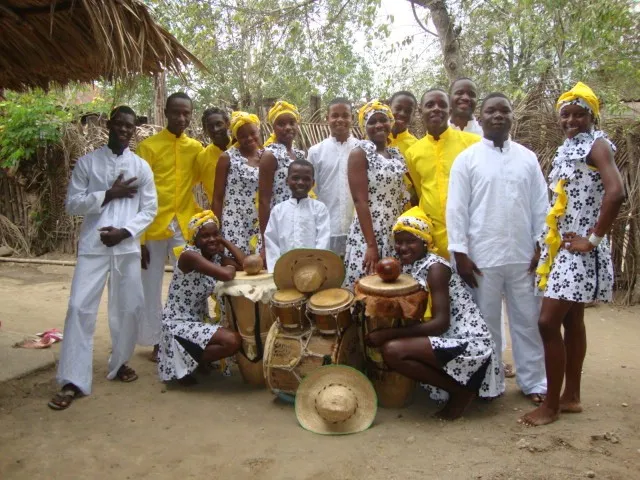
[48,78,624,427]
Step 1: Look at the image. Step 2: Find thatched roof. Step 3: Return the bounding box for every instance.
[0,0,206,91]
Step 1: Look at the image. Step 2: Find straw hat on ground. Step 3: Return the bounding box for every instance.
[274,249,345,293]
[295,365,377,435]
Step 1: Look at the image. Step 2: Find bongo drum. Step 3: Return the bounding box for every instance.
[271,289,307,330]
[356,273,427,408]
[306,288,354,335]
[215,271,277,386]
[263,322,363,397]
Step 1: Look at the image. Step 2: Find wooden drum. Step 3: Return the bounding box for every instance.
[216,271,277,386]
[356,273,428,408]
[271,289,307,330]
[306,288,354,335]
[263,322,363,397]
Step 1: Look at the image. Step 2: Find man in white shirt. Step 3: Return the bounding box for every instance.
[446,93,548,401]
[449,77,483,136]
[48,106,157,410]
[265,159,331,272]
[307,98,359,256]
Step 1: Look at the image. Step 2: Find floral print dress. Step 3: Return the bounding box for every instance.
[408,254,503,401]
[158,246,221,381]
[343,140,408,288]
[221,146,260,255]
[536,130,615,303]
[265,142,306,208]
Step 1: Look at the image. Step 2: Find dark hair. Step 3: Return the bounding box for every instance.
[201,107,230,128]
[166,91,192,109]
[449,77,477,93]
[110,105,136,120]
[327,97,353,113]
[288,158,315,177]
[479,92,512,112]
[389,90,417,107]
[420,88,449,105]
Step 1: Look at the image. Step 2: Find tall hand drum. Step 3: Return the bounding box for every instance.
[215,271,277,386]
[355,273,428,408]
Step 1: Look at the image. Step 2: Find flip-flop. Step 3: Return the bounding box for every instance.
[116,365,138,383]
[48,387,78,410]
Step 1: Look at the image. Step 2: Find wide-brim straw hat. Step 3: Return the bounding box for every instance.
[295,365,377,435]
[274,249,345,293]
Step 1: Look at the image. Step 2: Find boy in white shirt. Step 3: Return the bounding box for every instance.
[307,98,359,256]
[265,159,331,271]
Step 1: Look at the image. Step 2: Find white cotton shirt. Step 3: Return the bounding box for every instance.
[264,197,331,272]
[449,117,483,136]
[66,145,157,256]
[307,136,359,256]
[446,138,549,268]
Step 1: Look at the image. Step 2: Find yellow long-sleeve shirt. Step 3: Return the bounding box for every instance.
[388,129,418,156]
[136,128,204,241]
[404,127,480,258]
[195,143,225,204]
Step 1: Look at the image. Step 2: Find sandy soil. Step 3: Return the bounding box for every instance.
[0,262,639,480]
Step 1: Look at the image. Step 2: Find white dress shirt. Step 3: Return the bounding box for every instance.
[307,135,359,255]
[264,197,331,272]
[446,138,549,268]
[449,117,483,136]
[66,145,157,256]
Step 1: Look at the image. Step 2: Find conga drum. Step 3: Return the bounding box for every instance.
[355,273,428,408]
[271,289,308,330]
[215,271,277,386]
[306,288,354,335]
[263,322,363,397]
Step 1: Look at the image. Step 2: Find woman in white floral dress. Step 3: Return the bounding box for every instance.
[158,211,245,385]
[258,101,306,255]
[213,112,263,255]
[366,208,501,420]
[520,82,624,427]
[343,100,409,288]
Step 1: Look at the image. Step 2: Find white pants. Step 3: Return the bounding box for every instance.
[57,254,142,395]
[472,263,547,395]
[139,226,185,346]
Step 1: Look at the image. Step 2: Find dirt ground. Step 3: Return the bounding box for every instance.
[1,262,639,480]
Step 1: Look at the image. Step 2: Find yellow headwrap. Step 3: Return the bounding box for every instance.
[264,100,301,147]
[392,207,436,254]
[556,82,600,120]
[187,210,220,245]
[230,111,260,139]
[358,99,395,130]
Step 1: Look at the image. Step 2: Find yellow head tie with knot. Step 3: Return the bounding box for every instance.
[392,206,437,254]
[556,81,600,120]
[264,101,301,147]
[187,210,220,245]
[358,99,395,130]
[230,111,260,139]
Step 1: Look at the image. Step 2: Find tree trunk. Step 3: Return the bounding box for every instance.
[151,71,166,126]
[408,1,462,81]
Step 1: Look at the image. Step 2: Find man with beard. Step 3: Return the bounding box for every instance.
[446,93,549,401]
[405,89,480,258]
[48,106,157,410]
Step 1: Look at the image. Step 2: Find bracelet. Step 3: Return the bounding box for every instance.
[588,233,603,247]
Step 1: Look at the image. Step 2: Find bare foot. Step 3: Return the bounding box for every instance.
[518,404,559,426]
[435,391,476,421]
[177,374,198,386]
[559,394,583,413]
[524,393,546,405]
[504,362,516,378]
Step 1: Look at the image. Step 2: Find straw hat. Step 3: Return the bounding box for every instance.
[274,249,345,293]
[295,365,377,435]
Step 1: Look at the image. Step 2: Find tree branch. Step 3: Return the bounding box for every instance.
[410,1,438,37]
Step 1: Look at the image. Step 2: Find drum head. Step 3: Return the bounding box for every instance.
[230,271,273,283]
[357,273,420,297]
[262,321,281,390]
[307,288,353,314]
[272,288,306,305]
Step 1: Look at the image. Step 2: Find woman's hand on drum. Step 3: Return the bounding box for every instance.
[365,329,394,348]
[363,245,379,275]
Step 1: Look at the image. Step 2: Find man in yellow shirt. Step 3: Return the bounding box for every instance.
[405,88,480,258]
[137,92,204,360]
[196,107,231,204]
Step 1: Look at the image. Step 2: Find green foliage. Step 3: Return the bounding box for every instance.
[0,89,110,168]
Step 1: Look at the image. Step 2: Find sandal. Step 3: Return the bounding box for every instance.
[504,362,516,378]
[48,385,80,410]
[525,392,546,405]
[116,364,138,383]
